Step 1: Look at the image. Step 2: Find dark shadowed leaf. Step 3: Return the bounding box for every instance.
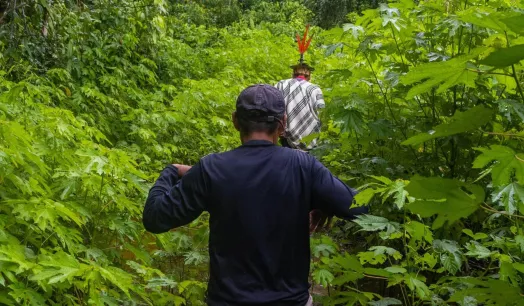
[406,176,484,229]
[480,45,524,68]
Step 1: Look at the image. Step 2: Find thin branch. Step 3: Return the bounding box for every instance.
[390,23,407,66]
[466,68,513,77]
[483,132,524,138]
[515,155,524,163]
[481,203,524,219]
[364,274,388,280]
[505,31,524,102]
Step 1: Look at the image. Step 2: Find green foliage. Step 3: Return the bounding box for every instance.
[405,176,484,229]
[311,0,524,303]
[480,45,524,68]
[2,0,524,304]
[402,106,494,146]
[0,0,309,304]
[473,145,524,186]
[401,48,485,99]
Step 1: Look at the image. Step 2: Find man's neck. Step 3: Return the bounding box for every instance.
[295,75,308,81]
[241,132,278,145]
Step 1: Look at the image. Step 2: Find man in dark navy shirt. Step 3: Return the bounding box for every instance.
[143,84,368,306]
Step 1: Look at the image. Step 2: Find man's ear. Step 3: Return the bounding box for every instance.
[232,112,240,131]
[279,114,287,135]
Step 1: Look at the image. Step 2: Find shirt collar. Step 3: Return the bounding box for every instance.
[241,140,275,147]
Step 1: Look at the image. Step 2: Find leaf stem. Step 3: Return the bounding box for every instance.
[363,274,387,280]
[361,50,420,160]
[399,284,411,306]
[480,258,494,277]
[390,23,407,66]
[483,132,524,138]
[504,31,524,102]
[466,68,513,77]
[481,203,524,219]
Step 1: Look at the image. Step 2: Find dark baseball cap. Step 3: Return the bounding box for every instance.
[236,84,286,121]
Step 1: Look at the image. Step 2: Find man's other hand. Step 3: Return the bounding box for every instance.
[309,209,333,234]
[173,164,192,177]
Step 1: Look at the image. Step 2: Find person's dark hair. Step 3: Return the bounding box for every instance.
[293,71,310,78]
[236,109,284,135]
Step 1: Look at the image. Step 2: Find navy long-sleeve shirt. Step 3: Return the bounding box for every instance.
[143,140,368,305]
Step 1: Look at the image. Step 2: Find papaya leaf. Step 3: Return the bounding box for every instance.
[369,246,402,260]
[31,252,83,285]
[406,275,431,299]
[416,253,438,269]
[384,266,406,274]
[480,45,524,68]
[405,176,485,229]
[313,269,334,287]
[465,241,496,259]
[342,23,364,39]
[404,221,433,244]
[496,99,524,122]
[473,145,524,186]
[457,9,509,32]
[499,261,519,285]
[516,235,524,252]
[432,239,463,276]
[312,243,337,258]
[355,187,386,206]
[401,48,486,99]
[325,43,345,56]
[491,183,524,214]
[383,180,409,209]
[332,253,363,273]
[402,105,493,146]
[514,262,524,273]
[462,229,488,240]
[358,252,387,265]
[353,215,401,233]
[447,278,523,304]
[501,14,524,34]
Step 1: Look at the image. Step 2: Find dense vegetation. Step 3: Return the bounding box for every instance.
[1,0,523,305]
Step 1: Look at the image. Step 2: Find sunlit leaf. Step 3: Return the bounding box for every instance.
[402,106,494,146]
[401,48,487,99]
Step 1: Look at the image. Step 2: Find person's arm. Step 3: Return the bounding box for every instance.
[143,162,208,234]
[313,87,325,110]
[310,158,368,220]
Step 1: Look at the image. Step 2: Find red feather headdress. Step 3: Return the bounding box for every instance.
[292,24,314,70]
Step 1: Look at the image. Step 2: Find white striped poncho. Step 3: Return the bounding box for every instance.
[275,78,325,150]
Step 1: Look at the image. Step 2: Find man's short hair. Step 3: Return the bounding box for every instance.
[290,63,314,78]
[236,109,284,135]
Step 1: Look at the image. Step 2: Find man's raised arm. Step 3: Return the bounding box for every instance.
[143,162,208,234]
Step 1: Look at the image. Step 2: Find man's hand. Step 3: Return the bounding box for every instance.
[309,209,333,234]
[173,164,192,177]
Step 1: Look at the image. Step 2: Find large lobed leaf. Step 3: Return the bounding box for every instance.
[400,48,487,99]
[402,105,493,146]
[473,145,524,186]
[492,183,524,215]
[480,45,524,68]
[405,176,485,229]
